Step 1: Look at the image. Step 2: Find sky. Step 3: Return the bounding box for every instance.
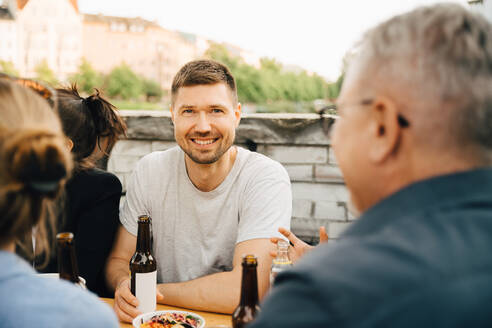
[78,0,470,81]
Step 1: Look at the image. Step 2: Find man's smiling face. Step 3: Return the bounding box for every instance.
[171,83,241,165]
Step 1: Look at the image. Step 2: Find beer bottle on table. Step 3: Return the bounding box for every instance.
[232,255,260,328]
[270,239,293,285]
[56,232,80,285]
[130,215,157,313]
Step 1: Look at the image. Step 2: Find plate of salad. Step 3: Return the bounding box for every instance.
[133,310,205,328]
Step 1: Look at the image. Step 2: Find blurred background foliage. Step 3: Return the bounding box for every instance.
[205,42,342,113]
[0,44,344,113]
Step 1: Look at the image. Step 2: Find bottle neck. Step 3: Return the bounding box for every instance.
[57,242,79,283]
[136,221,151,253]
[239,264,259,306]
[276,249,290,262]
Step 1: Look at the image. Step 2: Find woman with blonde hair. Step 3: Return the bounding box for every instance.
[0,79,118,327]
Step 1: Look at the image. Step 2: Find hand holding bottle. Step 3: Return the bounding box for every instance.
[114,278,141,323]
[270,226,328,264]
[113,278,164,323]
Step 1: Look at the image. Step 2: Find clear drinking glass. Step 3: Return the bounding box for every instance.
[270,240,293,285]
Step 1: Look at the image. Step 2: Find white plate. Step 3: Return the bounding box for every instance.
[132,310,206,328]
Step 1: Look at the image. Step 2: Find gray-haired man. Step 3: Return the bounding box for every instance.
[251,4,492,327]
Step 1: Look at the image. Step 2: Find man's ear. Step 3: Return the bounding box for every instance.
[170,105,175,124]
[235,102,242,128]
[66,138,74,151]
[368,96,402,163]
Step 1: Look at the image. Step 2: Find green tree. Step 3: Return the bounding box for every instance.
[327,73,344,101]
[35,60,58,86]
[141,77,163,102]
[205,42,240,71]
[205,42,330,110]
[105,63,142,100]
[0,60,19,76]
[70,59,103,94]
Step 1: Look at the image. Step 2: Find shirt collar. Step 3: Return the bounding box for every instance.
[343,168,492,238]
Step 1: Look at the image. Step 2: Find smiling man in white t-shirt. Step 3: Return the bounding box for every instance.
[106,59,292,322]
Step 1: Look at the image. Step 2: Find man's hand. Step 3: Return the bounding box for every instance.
[113,278,140,323]
[113,278,165,323]
[270,226,328,263]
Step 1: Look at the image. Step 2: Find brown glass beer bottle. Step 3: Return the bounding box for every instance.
[56,232,80,284]
[130,215,157,313]
[232,255,261,328]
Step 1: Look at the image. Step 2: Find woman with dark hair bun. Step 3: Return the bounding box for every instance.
[0,79,118,327]
[38,85,127,297]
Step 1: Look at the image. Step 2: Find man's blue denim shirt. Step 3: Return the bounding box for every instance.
[252,168,492,328]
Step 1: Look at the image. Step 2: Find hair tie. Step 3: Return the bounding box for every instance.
[23,160,67,196]
[29,180,62,193]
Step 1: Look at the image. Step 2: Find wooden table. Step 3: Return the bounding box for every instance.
[101,298,232,328]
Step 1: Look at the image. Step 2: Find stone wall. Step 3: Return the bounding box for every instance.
[108,111,355,243]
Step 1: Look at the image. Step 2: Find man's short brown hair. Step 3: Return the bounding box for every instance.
[171,59,238,105]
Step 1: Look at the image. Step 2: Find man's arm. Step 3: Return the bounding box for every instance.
[105,224,139,322]
[158,238,274,314]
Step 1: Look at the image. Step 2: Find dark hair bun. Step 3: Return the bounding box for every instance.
[2,129,71,198]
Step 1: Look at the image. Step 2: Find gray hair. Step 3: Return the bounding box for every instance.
[355,3,492,162]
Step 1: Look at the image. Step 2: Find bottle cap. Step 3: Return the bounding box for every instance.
[56,232,74,242]
[277,240,289,249]
[242,254,258,265]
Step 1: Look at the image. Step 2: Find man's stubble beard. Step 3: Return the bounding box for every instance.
[180,135,235,165]
[185,147,227,164]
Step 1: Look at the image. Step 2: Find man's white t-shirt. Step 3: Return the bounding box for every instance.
[120,146,292,284]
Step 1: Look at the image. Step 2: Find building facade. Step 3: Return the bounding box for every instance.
[0,0,261,91]
[2,0,82,79]
[0,0,199,88]
[0,5,16,65]
[82,14,196,89]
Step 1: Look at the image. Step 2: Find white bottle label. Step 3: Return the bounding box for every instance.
[270,267,283,285]
[135,271,157,313]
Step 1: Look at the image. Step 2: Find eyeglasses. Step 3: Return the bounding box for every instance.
[0,73,56,108]
[319,98,410,137]
[335,98,410,128]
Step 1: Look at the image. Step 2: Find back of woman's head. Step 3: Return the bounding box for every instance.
[56,86,127,170]
[0,80,72,255]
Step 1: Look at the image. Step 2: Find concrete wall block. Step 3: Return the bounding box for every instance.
[107,155,115,172]
[291,217,331,239]
[314,201,347,220]
[346,201,360,221]
[329,222,352,239]
[260,145,328,164]
[348,211,358,221]
[151,141,177,152]
[314,164,344,183]
[292,182,349,202]
[122,111,335,145]
[328,147,338,165]
[114,172,134,193]
[285,165,313,182]
[124,113,175,140]
[292,199,312,218]
[111,140,152,156]
[108,154,141,174]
